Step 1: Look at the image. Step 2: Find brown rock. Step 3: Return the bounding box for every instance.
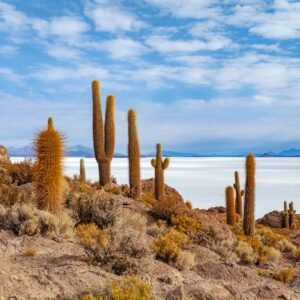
[141,178,184,203]
[258,210,300,228]
[0,145,10,165]
[165,286,184,300]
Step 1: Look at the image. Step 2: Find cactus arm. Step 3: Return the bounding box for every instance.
[151,158,156,168]
[162,158,170,169]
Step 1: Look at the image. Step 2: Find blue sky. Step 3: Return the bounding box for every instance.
[1,0,300,154]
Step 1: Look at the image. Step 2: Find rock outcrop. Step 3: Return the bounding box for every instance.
[0,145,10,165]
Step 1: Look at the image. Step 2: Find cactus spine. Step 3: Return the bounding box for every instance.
[151,144,170,201]
[234,171,243,220]
[92,80,115,186]
[80,158,86,182]
[128,109,141,199]
[34,117,64,214]
[282,201,289,229]
[226,186,236,226]
[243,154,256,236]
[289,202,297,230]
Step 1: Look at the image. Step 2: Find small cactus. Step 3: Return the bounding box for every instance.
[92,80,115,186]
[288,202,297,230]
[226,186,236,226]
[34,117,64,214]
[282,201,289,229]
[243,154,256,236]
[234,171,243,219]
[151,144,170,201]
[80,158,86,182]
[128,109,141,199]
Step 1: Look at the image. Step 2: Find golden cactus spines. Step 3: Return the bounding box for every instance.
[34,117,64,214]
[128,108,141,199]
[80,158,86,182]
[234,171,243,218]
[92,80,115,186]
[226,186,236,226]
[243,154,256,236]
[151,143,170,201]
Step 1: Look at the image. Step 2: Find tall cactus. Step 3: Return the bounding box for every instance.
[128,109,141,199]
[282,201,289,229]
[289,202,297,230]
[234,171,244,221]
[243,154,256,236]
[34,117,64,214]
[80,158,86,182]
[226,186,236,226]
[92,80,115,186]
[151,144,170,201]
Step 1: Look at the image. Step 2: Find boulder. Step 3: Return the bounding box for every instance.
[0,145,10,165]
[141,178,184,203]
[258,210,300,228]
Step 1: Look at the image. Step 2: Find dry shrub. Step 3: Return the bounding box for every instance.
[71,190,122,229]
[175,250,196,270]
[294,248,300,261]
[104,184,129,196]
[211,239,238,262]
[0,203,74,239]
[5,159,34,185]
[273,267,295,283]
[0,183,35,206]
[235,240,257,265]
[151,228,189,263]
[77,223,110,264]
[277,239,297,253]
[151,195,187,221]
[113,210,149,258]
[139,192,157,207]
[110,275,154,300]
[24,247,37,257]
[171,213,202,239]
[81,276,154,300]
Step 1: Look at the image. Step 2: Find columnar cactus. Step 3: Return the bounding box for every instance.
[226,186,236,226]
[128,109,141,199]
[243,154,256,236]
[80,158,86,182]
[234,171,244,221]
[34,117,64,214]
[282,201,289,229]
[289,202,297,230]
[92,80,115,186]
[151,144,170,201]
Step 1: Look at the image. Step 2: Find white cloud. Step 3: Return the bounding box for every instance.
[145,0,220,19]
[0,67,23,82]
[45,44,83,59]
[101,38,148,58]
[147,35,231,53]
[32,16,89,40]
[32,64,108,81]
[85,0,145,33]
[0,2,28,30]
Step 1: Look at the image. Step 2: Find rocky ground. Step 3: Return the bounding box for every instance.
[0,145,299,300]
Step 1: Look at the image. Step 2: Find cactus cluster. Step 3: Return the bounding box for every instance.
[34,117,64,214]
[92,80,115,186]
[281,201,297,230]
[151,144,170,201]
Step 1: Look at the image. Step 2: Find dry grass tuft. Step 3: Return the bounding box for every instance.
[273,267,295,283]
[5,159,35,185]
[24,247,38,257]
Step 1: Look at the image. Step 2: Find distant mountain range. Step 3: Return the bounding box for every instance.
[7,145,300,158]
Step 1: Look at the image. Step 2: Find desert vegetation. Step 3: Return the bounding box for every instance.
[0,80,299,299]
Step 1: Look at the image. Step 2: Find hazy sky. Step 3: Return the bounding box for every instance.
[0,0,300,154]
